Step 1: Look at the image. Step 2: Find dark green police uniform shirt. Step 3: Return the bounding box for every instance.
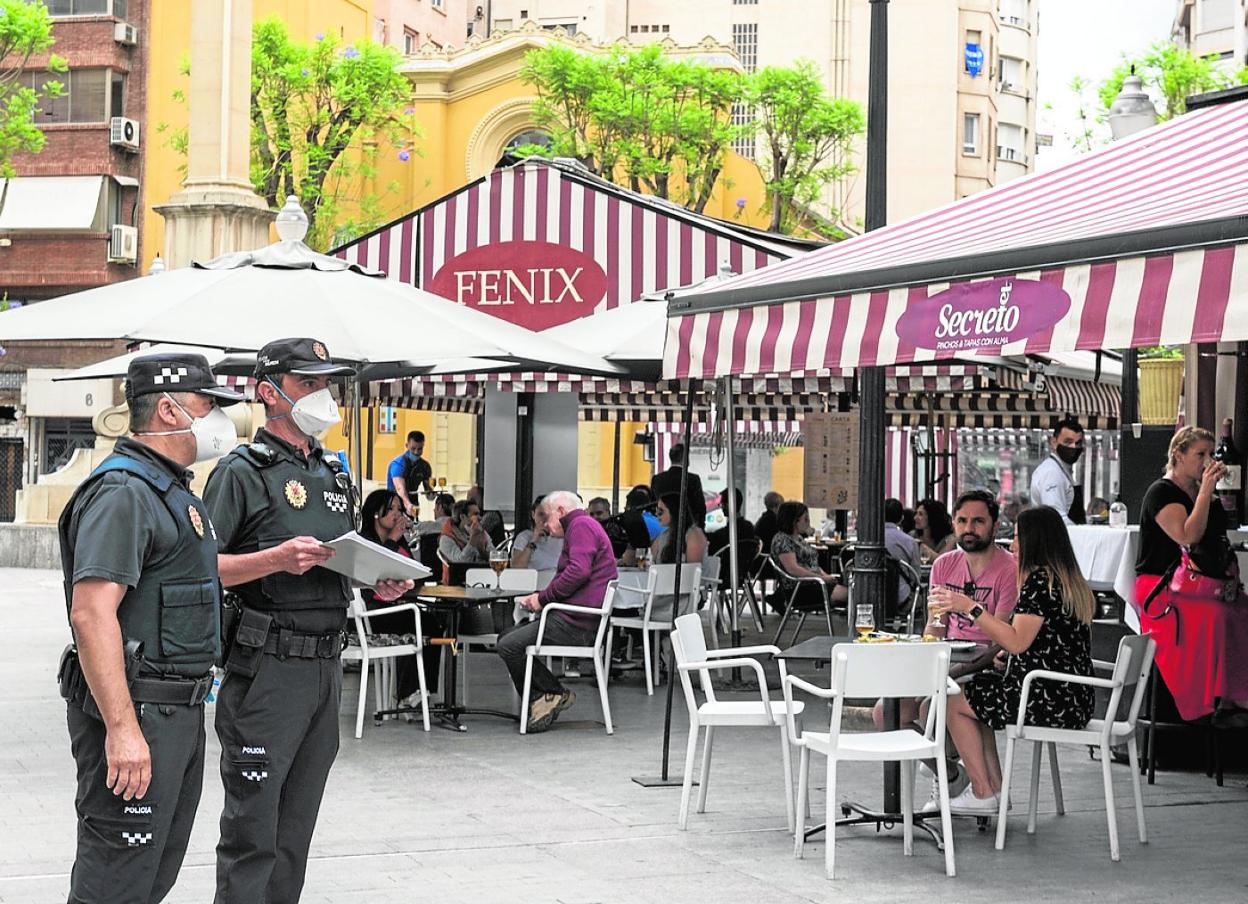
[67,438,198,588]
[204,427,345,633]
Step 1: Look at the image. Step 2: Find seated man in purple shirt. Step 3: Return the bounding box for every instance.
[496,490,619,733]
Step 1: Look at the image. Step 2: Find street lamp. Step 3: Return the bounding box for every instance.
[1108,72,1159,140]
[148,254,166,275]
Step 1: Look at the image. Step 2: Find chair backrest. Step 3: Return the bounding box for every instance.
[590,582,618,648]
[671,613,713,715]
[830,642,952,700]
[464,567,495,587]
[419,532,442,571]
[349,590,371,653]
[499,568,539,592]
[536,569,556,590]
[1109,633,1158,726]
[701,555,722,582]
[645,563,704,596]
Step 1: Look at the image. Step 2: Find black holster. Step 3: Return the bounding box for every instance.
[56,639,143,722]
[225,608,272,679]
[219,591,243,667]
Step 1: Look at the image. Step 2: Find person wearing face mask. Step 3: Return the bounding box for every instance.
[1029,417,1087,525]
[56,353,244,904]
[203,338,412,904]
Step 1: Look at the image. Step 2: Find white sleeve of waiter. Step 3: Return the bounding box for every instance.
[1030,457,1074,524]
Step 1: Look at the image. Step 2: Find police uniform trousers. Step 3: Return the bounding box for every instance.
[214,652,341,904]
[66,700,205,904]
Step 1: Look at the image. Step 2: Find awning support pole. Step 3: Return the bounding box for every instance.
[611,419,622,514]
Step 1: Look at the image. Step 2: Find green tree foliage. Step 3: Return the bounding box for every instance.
[250,18,419,249]
[0,0,66,177]
[746,61,863,233]
[1100,41,1246,121]
[522,44,744,215]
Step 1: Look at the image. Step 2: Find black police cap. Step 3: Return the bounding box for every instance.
[253,337,356,379]
[125,353,246,405]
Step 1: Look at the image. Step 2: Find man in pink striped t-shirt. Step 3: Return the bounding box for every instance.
[927,490,1018,643]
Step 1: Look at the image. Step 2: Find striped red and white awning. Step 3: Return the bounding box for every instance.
[664,98,1248,380]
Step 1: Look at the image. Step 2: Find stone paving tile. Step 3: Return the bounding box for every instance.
[2,567,1247,903]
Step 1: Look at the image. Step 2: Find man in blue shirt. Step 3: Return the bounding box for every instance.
[386,430,435,516]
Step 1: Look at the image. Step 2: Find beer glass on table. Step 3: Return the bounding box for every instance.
[854,602,876,641]
[488,550,508,588]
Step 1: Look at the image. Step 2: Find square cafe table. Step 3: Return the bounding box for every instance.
[373,583,532,732]
[778,635,987,845]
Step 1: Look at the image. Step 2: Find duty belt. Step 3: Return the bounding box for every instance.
[131,673,215,706]
[264,627,344,660]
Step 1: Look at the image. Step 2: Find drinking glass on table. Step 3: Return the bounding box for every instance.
[488,550,508,587]
[854,602,876,640]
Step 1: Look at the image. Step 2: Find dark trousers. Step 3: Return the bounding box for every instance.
[214,654,341,904]
[495,615,595,700]
[66,700,205,904]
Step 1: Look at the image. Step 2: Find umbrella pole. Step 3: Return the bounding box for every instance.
[724,376,743,671]
[633,377,696,788]
[351,378,364,519]
[611,419,622,514]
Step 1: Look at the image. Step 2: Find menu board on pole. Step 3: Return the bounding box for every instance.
[804,412,859,510]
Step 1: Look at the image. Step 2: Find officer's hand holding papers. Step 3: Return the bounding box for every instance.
[317,531,426,600]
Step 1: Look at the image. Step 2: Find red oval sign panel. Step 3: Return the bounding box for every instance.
[429,241,609,330]
[894,278,1070,353]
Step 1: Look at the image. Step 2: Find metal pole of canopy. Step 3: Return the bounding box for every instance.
[724,375,742,650]
[612,419,622,515]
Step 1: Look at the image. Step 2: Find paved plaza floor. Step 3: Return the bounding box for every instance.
[2,567,1245,903]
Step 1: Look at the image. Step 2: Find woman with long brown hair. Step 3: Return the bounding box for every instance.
[924,505,1095,815]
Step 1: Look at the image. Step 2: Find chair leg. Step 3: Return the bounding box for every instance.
[460,645,470,706]
[519,655,534,734]
[679,723,699,830]
[1101,741,1121,861]
[414,652,430,733]
[696,725,715,814]
[593,652,613,736]
[789,612,807,648]
[1146,670,1158,785]
[603,626,615,688]
[936,752,956,877]
[902,760,914,857]
[744,580,766,632]
[779,728,795,834]
[822,594,835,638]
[770,602,793,647]
[641,630,654,696]
[1126,735,1147,844]
[355,656,369,740]
[825,756,838,880]
[794,747,810,859]
[995,736,1016,850]
[1048,742,1065,815]
[1027,740,1042,835]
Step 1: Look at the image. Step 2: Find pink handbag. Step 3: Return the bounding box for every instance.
[1168,547,1242,604]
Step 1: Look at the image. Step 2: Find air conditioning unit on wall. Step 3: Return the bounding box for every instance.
[109,225,138,264]
[109,117,140,151]
[114,22,138,45]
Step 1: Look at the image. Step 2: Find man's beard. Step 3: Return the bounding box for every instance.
[958,533,992,553]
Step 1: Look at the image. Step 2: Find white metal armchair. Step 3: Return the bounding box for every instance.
[341,590,429,737]
[518,582,617,735]
[995,634,1156,861]
[461,567,539,703]
[607,563,703,695]
[670,613,804,831]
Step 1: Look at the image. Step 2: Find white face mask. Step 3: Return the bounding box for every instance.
[136,394,236,463]
[269,380,341,438]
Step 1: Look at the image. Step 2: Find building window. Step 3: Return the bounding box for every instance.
[962,112,980,155]
[1000,57,1023,93]
[23,69,114,124]
[541,22,578,35]
[731,103,754,158]
[374,18,387,44]
[495,18,513,32]
[733,0,760,5]
[661,25,670,33]
[432,0,444,9]
[997,122,1022,161]
[404,29,419,54]
[731,23,758,72]
[43,0,119,16]
[999,0,1027,27]
[630,25,639,33]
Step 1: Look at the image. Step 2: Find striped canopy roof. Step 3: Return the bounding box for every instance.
[664,94,1248,380]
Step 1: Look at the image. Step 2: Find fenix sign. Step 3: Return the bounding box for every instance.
[430,241,609,329]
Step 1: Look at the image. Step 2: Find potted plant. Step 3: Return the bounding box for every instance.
[1137,346,1185,425]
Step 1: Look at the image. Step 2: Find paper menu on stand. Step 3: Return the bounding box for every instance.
[317,532,432,586]
[803,411,859,510]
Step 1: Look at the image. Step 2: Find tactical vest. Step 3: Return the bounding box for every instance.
[225,443,354,611]
[58,452,221,678]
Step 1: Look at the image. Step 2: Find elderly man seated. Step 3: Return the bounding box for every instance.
[496,491,619,732]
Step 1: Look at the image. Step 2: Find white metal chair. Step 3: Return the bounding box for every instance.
[995,634,1156,861]
[519,582,617,735]
[460,567,539,702]
[783,642,956,879]
[341,590,429,737]
[606,563,702,695]
[670,613,804,831]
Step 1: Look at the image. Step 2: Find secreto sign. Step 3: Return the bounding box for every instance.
[429,240,609,330]
[894,278,1070,353]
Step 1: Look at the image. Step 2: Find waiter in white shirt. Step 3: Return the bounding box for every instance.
[1030,417,1086,525]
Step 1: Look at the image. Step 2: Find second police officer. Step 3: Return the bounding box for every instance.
[205,338,411,904]
[58,353,244,903]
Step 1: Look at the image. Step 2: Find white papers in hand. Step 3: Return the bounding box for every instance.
[317,532,432,586]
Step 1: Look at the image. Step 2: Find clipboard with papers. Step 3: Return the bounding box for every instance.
[318,532,432,586]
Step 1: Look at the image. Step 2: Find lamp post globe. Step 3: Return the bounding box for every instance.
[1108,73,1159,140]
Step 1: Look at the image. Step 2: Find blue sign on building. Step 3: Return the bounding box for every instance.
[965,43,984,77]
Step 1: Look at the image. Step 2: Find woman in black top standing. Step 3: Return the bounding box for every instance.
[1134,426,1248,726]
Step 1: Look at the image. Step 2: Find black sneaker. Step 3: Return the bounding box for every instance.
[527,693,560,733]
[554,689,577,717]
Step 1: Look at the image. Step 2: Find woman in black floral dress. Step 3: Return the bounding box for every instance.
[926,505,1095,815]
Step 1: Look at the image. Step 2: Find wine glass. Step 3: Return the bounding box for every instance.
[488,550,508,588]
[929,590,946,629]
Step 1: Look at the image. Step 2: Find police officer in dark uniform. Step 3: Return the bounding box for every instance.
[58,353,244,904]
[205,338,410,904]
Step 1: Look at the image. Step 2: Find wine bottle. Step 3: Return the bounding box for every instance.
[1214,417,1242,525]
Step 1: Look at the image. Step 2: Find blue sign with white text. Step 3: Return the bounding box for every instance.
[965,43,984,77]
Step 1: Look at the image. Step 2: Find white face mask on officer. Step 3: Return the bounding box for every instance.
[136,393,237,463]
[267,379,341,438]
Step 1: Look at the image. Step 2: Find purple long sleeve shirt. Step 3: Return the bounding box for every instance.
[537,509,618,629]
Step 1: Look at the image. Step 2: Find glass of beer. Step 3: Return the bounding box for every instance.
[854,602,875,641]
[489,551,508,588]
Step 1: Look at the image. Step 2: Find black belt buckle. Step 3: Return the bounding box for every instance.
[189,673,214,705]
[275,628,293,661]
[316,632,343,658]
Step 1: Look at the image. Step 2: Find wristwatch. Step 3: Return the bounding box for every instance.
[968,604,985,622]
